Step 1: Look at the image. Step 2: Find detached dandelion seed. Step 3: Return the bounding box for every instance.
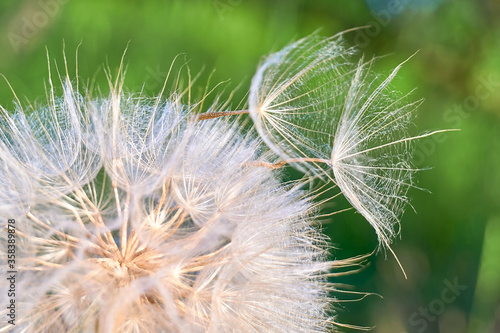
[248,32,445,259]
[0,31,439,332]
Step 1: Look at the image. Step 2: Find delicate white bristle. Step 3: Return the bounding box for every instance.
[249,32,425,250]
[0,31,432,332]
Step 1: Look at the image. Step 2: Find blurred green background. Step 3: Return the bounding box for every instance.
[0,0,499,332]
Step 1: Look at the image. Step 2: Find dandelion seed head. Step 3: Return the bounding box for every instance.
[1,67,339,332]
[0,31,432,331]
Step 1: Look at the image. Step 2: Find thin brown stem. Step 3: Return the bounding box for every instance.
[244,157,331,169]
[26,212,81,243]
[196,109,249,121]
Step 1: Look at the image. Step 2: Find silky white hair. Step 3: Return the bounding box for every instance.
[249,32,447,255]
[0,32,436,332]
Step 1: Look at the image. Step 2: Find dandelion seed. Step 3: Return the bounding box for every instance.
[248,32,435,253]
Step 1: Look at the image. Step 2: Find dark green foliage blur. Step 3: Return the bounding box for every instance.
[0,0,499,332]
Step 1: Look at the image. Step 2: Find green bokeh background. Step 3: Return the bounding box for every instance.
[0,0,499,332]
